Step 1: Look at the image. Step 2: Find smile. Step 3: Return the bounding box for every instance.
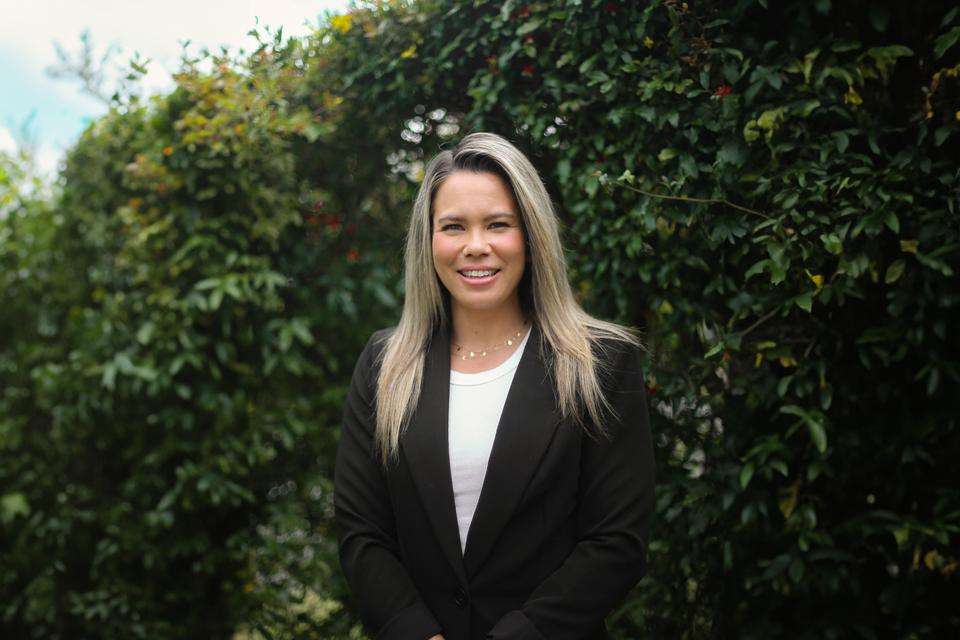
[457,269,500,285]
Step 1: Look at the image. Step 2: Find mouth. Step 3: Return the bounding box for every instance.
[457,268,501,285]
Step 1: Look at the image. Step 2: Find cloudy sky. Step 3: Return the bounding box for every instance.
[0,0,351,178]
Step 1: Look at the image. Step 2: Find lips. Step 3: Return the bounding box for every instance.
[456,268,501,286]
[458,268,500,278]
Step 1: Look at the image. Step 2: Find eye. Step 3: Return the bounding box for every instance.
[490,221,510,228]
[440,223,463,231]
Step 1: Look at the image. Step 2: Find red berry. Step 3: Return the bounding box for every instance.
[713,84,733,99]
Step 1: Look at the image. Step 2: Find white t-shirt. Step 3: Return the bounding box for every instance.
[448,325,532,554]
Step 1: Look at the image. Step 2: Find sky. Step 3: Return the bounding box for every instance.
[0,0,352,180]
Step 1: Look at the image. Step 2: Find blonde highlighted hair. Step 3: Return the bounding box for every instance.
[374,132,643,465]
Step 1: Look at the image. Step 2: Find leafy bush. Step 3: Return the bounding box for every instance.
[316,0,960,637]
[1,28,402,639]
[2,0,957,638]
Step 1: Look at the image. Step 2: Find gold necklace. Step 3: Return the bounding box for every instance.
[453,320,528,361]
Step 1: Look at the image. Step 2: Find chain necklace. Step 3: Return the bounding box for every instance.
[453,320,529,361]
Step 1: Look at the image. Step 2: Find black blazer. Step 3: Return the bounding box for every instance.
[334,321,655,640]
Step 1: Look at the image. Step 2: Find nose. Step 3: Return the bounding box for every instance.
[463,228,490,256]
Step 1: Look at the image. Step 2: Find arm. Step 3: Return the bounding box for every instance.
[334,332,444,640]
[487,342,656,640]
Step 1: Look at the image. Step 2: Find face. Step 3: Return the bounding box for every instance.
[431,170,526,316]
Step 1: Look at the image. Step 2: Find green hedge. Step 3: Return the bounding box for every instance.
[2,0,958,638]
[318,1,959,636]
[1,30,404,638]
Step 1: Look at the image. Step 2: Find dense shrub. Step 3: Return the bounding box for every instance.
[318,1,959,637]
[2,0,958,638]
[0,29,405,639]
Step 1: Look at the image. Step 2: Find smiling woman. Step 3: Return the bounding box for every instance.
[334,132,655,640]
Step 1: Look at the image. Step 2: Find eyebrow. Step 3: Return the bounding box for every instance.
[436,212,517,223]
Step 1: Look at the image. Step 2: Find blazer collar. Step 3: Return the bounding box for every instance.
[400,320,562,584]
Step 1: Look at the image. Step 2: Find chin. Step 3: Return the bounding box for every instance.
[454,297,504,311]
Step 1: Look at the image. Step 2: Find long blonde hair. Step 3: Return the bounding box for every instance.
[374,132,643,465]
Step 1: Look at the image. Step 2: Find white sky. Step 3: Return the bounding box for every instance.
[0,0,352,179]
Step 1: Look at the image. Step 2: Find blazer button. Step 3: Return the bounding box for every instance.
[454,587,468,607]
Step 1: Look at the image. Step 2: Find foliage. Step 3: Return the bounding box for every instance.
[2,0,958,638]
[1,25,401,640]
[304,0,960,637]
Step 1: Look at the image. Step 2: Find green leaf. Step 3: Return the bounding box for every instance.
[290,319,314,345]
[136,322,155,345]
[209,288,224,311]
[789,558,806,583]
[942,7,959,28]
[195,278,220,291]
[782,405,827,453]
[102,363,117,390]
[934,26,960,59]
[797,99,820,117]
[807,418,827,453]
[705,340,725,358]
[777,375,793,397]
[516,19,543,36]
[745,260,768,280]
[1,493,30,524]
[885,259,905,283]
[657,148,678,162]
[740,462,755,489]
[832,131,849,153]
[820,232,843,255]
[884,211,900,233]
[934,126,951,147]
[578,55,597,74]
[717,140,747,167]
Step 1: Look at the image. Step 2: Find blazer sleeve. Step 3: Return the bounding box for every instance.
[487,340,656,640]
[334,331,443,640]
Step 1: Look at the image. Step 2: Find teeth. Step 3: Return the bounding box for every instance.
[462,269,497,278]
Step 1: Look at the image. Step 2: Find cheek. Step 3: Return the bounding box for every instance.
[432,235,456,265]
[499,232,526,264]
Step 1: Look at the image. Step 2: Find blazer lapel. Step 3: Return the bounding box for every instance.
[400,321,468,586]
[400,321,562,584]
[462,322,562,577]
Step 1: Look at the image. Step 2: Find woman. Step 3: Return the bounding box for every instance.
[334,132,655,640]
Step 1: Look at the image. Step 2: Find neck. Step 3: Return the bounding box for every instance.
[449,298,526,349]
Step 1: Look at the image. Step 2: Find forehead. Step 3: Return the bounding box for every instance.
[433,171,516,218]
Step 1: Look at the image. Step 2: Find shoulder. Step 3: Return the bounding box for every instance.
[347,326,397,400]
[591,333,645,390]
[355,325,397,373]
[368,326,396,351]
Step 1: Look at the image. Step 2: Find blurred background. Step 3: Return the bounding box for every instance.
[1,0,958,638]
